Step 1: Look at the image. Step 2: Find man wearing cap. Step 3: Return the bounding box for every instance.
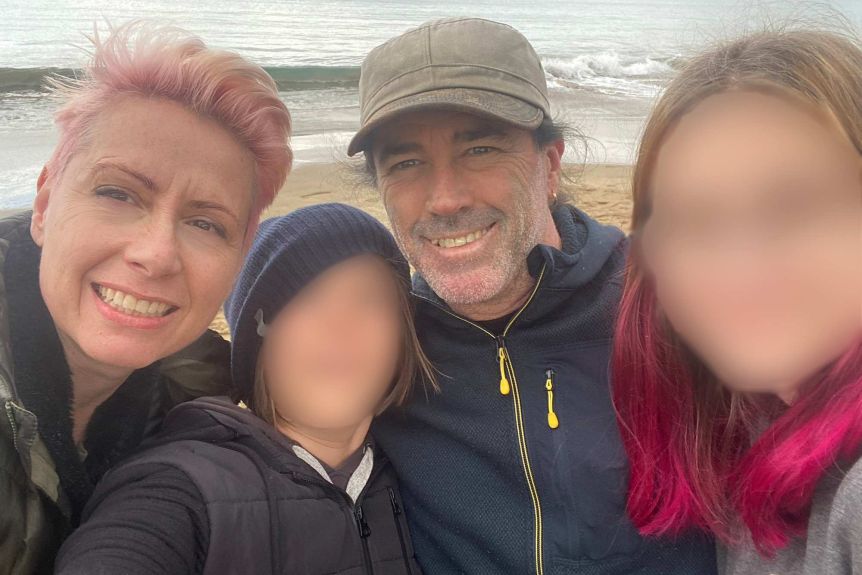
[351,17,718,574]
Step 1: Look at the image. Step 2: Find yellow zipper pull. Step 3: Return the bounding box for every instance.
[498,347,511,396]
[546,369,559,429]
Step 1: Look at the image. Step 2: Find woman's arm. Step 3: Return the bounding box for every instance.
[56,462,209,575]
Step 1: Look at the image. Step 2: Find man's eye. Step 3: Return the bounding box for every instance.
[392,159,420,172]
[467,146,496,156]
[95,187,133,203]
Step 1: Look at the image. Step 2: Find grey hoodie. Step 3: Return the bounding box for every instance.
[719,456,862,575]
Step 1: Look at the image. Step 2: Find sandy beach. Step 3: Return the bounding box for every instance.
[208,161,633,338]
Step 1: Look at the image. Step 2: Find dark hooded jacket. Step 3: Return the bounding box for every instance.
[56,396,421,575]
[374,204,718,574]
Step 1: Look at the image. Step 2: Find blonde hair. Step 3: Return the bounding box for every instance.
[250,268,438,426]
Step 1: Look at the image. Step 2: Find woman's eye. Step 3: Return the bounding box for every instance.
[189,219,226,238]
[95,187,133,203]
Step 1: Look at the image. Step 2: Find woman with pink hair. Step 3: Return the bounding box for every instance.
[0,21,291,574]
[612,28,862,574]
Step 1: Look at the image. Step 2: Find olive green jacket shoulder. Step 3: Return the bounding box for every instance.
[0,211,233,574]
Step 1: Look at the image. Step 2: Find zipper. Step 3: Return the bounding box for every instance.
[4,401,19,452]
[354,504,375,575]
[291,470,382,575]
[545,370,559,430]
[388,487,415,575]
[497,335,545,575]
[412,264,547,575]
[498,346,511,395]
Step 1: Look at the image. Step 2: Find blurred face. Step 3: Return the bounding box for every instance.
[372,111,563,316]
[260,255,403,432]
[643,90,862,398]
[32,96,255,372]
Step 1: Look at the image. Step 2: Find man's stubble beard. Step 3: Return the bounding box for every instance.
[385,178,549,310]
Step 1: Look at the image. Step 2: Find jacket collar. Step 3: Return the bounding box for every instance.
[159,396,389,480]
[292,442,374,503]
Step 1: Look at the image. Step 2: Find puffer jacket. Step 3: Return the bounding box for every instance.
[57,396,422,575]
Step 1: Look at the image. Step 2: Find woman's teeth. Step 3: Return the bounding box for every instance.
[96,285,173,318]
[430,226,491,249]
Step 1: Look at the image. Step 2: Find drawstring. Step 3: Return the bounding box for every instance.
[545,369,559,430]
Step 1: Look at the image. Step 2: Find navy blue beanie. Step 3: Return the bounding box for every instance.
[225,203,410,402]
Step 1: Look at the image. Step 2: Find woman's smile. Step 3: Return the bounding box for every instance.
[92,282,178,318]
[91,282,181,329]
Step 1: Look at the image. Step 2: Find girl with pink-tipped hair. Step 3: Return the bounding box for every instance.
[613,27,862,575]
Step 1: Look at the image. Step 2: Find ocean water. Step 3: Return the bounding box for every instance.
[1,0,860,208]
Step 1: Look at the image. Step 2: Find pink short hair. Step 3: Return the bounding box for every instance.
[46,21,292,223]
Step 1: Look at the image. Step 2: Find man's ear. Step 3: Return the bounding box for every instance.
[544,140,565,201]
[31,166,52,247]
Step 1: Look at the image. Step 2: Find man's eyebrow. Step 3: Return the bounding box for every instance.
[376,124,511,164]
[189,200,240,224]
[93,160,157,191]
[377,141,423,165]
[453,125,508,143]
